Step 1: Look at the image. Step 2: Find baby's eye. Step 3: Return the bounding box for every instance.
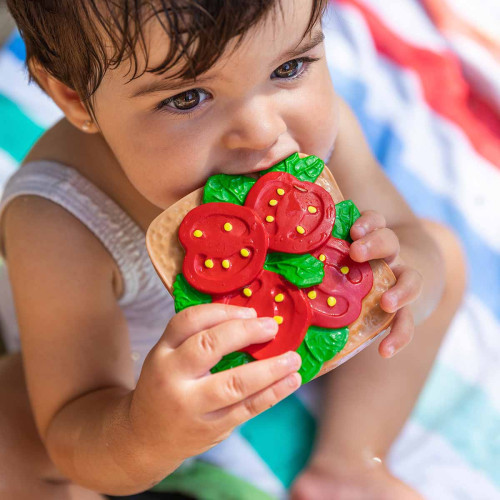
[160,88,210,112]
[272,59,304,79]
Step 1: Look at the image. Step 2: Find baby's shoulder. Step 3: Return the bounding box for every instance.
[1,194,123,300]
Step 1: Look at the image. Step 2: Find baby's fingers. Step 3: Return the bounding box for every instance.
[206,370,302,429]
[350,210,386,240]
[172,317,278,378]
[164,303,257,349]
[195,351,302,413]
[380,265,423,314]
[349,227,400,264]
[378,306,415,358]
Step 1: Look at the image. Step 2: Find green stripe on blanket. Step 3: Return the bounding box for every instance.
[152,460,276,499]
[0,93,45,163]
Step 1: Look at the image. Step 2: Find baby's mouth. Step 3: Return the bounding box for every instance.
[217,151,302,178]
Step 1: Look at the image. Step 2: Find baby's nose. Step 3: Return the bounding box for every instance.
[222,96,287,151]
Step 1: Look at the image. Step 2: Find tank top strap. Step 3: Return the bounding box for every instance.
[0,161,149,305]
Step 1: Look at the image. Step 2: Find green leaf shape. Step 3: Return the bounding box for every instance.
[210,351,255,374]
[305,325,349,364]
[203,174,256,205]
[296,341,323,385]
[173,274,212,313]
[259,153,324,183]
[332,200,361,243]
[263,253,324,288]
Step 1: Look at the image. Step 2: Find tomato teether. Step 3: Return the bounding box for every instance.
[305,237,373,328]
[214,270,311,360]
[178,202,269,294]
[244,171,335,254]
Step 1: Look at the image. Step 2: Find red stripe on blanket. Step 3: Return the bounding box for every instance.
[333,0,500,168]
[422,0,500,61]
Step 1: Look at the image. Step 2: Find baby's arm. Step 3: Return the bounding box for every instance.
[290,97,448,499]
[2,195,301,495]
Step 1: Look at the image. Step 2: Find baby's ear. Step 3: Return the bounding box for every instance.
[28,58,97,134]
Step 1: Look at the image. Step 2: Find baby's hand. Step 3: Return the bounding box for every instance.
[349,210,423,358]
[129,304,302,468]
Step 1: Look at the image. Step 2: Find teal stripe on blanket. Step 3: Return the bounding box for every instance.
[0,93,45,163]
[240,394,316,488]
[413,362,500,486]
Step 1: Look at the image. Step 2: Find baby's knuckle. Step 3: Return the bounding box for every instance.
[224,374,246,399]
[181,306,201,329]
[243,396,260,418]
[149,368,174,397]
[198,329,218,356]
[169,386,190,413]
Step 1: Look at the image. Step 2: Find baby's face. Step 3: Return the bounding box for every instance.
[92,0,338,209]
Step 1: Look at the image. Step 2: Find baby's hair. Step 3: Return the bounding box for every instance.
[7,0,327,113]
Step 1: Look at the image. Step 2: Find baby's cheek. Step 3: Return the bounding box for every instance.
[295,85,339,158]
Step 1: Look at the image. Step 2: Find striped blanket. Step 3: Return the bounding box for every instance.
[0,1,499,498]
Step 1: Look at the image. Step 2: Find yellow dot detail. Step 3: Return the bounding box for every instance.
[266,215,275,223]
[307,206,317,214]
[240,248,250,258]
[243,288,252,297]
[327,296,337,307]
[205,259,214,269]
[269,199,278,206]
[296,226,305,235]
[277,188,285,196]
[224,222,233,232]
[319,254,326,262]
[341,266,349,275]
[274,316,284,325]
[193,229,203,238]
[222,259,230,269]
[275,293,284,303]
[308,290,317,300]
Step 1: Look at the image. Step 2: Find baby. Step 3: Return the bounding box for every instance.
[0,0,466,499]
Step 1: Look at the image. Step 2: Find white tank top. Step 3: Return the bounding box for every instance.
[0,160,175,382]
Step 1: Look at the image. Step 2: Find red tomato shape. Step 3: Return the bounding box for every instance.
[244,171,335,253]
[305,237,373,328]
[214,270,312,360]
[179,202,269,294]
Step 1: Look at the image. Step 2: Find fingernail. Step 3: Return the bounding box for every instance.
[258,317,278,333]
[278,351,302,368]
[356,226,367,237]
[384,295,397,311]
[239,308,257,318]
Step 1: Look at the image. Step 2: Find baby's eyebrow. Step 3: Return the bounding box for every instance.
[271,29,325,67]
[130,29,325,99]
[130,74,217,98]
